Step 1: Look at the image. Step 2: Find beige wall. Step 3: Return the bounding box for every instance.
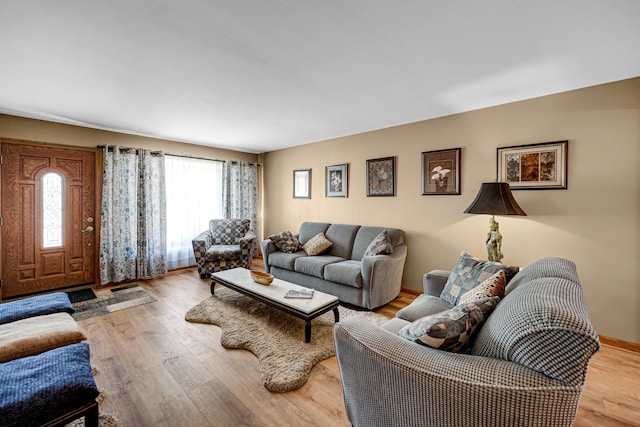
[0,114,259,162]
[263,77,640,343]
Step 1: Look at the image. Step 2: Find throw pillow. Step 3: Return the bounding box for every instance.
[440,251,519,305]
[268,230,300,253]
[363,230,394,257]
[302,232,332,256]
[398,296,500,353]
[458,270,506,305]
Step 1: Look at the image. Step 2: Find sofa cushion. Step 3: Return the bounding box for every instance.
[380,317,410,334]
[352,226,404,261]
[324,260,363,288]
[325,224,360,259]
[295,255,345,279]
[268,230,300,253]
[303,232,333,256]
[298,222,331,245]
[268,250,307,271]
[459,270,506,304]
[396,294,455,322]
[399,296,499,353]
[440,252,519,305]
[471,257,600,386]
[205,244,242,261]
[363,230,394,257]
[0,312,87,363]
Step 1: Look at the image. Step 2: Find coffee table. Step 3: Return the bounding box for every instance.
[210,268,340,343]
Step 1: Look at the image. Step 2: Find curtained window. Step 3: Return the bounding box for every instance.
[99,146,167,284]
[165,155,224,269]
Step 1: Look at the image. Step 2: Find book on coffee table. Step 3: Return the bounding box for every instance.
[284,288,315,299]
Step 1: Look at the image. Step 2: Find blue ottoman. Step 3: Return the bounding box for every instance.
[0,343,99,427]
[0,293,74,325]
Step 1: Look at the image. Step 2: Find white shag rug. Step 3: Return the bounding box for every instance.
[185,287,388,392]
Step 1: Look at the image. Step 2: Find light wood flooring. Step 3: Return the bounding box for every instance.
[77,261,640,426]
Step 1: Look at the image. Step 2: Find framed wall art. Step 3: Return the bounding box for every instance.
[366,156,395,197]
[325,163,348,197]
[497,140,568,189]
[422,148,461,195]
[293,169,311,198]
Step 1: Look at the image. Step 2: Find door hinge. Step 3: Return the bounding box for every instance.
[0,154,3,164]
[0,217,3,227]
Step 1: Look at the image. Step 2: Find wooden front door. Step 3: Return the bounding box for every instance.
[1,143,96,299]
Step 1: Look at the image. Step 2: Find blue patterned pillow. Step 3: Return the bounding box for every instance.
[440,252,519,305]
[399,296,500,353]
[363,230,394,257]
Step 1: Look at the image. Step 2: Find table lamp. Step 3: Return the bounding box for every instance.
[464,182,526,262]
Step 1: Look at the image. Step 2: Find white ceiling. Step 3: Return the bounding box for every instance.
[1,1,639,154]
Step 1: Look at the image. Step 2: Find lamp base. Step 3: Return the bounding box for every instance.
[486,216,503,263]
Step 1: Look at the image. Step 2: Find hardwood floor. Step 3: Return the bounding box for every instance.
[78,262,640,426]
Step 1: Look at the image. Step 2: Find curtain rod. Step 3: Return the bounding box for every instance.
[96,145,163,156]
[165,152,260,167]
[97,145,260,166]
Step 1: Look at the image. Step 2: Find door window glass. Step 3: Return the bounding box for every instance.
[42,172,63,248]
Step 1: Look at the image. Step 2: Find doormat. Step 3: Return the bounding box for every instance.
[71,284,156,321]
[66,288,97,303]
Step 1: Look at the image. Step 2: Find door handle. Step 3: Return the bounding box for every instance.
[81,226,94,233]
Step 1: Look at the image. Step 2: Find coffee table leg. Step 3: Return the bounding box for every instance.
[333,307,340,323]
[210,281,216,295]
[305,320,311,343]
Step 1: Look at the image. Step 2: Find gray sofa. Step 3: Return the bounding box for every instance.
[260,222,407,309]
[334,257,600,427]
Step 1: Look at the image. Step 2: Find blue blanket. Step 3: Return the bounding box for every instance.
[0,343,99,427]
[0,293,74,325]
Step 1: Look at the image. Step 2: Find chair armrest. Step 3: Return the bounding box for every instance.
[423,269,450,297]
[192,230,212,253]
[334,317,578,427]
[239,231,256,247]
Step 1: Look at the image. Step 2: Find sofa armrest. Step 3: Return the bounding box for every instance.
[260,239,278,274]
[334,317,580,427]
[423,269,450,297]
[361,245,407,309]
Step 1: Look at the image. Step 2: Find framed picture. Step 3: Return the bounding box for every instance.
[293,169,311,198]
[366,156,395,197]
[497,140,568,189]
[325,163,348,197]
[422,148,461,195]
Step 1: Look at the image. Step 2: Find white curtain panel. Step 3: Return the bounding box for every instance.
[165,155,224,269]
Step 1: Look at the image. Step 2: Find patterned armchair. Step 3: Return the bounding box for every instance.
[192,219,256,279]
